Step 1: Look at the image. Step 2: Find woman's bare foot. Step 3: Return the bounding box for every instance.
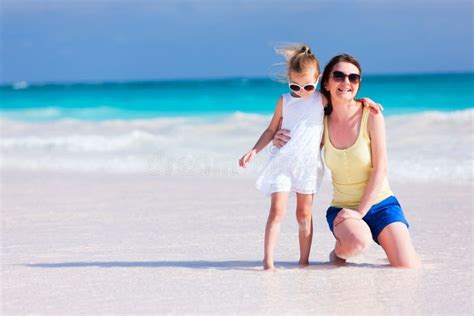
[329,250,346,265]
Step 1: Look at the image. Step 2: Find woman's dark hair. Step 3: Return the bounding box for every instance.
[321,54,362,115]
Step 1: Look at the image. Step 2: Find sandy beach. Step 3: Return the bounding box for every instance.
[1,110,473,314]
[2,0,473,313]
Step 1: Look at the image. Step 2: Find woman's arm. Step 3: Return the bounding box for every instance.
[356,112,389,216]
[239,97,283,168]
[322,92,383,114]
[357,97,383,114]
[274,95,382,151]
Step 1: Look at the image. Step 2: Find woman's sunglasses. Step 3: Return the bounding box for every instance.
[288,81,318,92]
[331,71,361,84]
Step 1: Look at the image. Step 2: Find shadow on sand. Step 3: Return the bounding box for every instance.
[23,260,389,271]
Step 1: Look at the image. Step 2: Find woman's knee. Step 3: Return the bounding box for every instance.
[345,232,371,252]
[336,226,372,257]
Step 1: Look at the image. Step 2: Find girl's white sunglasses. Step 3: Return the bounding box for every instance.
[288,80,318,92]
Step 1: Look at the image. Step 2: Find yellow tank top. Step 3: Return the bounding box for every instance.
[323,106,393,209]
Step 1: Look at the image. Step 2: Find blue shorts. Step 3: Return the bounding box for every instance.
[326,196,409,244]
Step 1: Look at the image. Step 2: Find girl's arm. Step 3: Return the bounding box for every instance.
[320,130,325,149]
[239,97,283,168]
[321,93,328,106]
[356,112,389,216]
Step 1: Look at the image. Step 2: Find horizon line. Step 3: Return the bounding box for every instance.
[2,70,473,87]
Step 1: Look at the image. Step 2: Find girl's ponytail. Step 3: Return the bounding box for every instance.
[275,43,320,79]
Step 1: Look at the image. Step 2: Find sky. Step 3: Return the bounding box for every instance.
[1,0,473,84]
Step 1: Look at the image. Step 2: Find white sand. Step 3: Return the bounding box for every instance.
[1,171,473,314]
[1,110,473,314]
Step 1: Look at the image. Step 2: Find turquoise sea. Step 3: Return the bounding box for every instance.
[1,73,472,178]
[1,73,473,122]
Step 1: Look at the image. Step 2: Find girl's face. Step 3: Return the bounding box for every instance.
[324,62,361,102]
[288,67,319,98]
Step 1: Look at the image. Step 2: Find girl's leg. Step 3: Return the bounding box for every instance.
[332,218,372,260]
[263,191,290,270]
[377,222,421,268]
[295,193,314,266]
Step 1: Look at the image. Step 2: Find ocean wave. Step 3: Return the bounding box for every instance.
[1,130,166,152]
[1,109,472,180]
[0,106,130,121]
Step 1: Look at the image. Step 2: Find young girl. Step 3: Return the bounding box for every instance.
[239,44,380,270]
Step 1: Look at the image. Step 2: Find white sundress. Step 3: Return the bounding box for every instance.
[256,91,325,195]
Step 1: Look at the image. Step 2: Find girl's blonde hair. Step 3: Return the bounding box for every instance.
[274,43,320,81]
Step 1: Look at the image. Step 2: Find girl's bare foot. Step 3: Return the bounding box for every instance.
[263,259,275,271]
[329,250,346,265]
[298,260,310,268]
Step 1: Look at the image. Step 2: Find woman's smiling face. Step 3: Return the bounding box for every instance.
[324,62,361,102]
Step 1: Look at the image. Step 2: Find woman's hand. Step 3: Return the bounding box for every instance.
[334,208,363,226]
[239,149,257,168]
[359,97,384,115]
[272,129,291,148]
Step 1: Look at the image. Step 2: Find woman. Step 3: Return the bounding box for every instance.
[273,54,421,268]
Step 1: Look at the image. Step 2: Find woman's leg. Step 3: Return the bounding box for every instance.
[332,217,372,260]
[263,191,290,270]
[295,193,314,266]
[377,222,421,268]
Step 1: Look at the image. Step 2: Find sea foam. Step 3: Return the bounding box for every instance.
[1,110,472,181]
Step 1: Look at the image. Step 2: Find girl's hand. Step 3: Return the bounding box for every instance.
[334,208,363,226]
[239,149,257,168]
[360,97,384,115]
[272,129,291,148]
